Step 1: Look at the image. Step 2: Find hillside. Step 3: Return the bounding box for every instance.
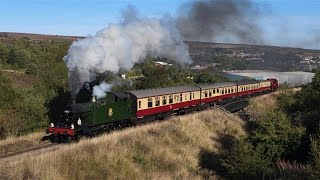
[1,32,319,71]
[186,41,320,71]
[0,32,80,43]
[0,109,245,179]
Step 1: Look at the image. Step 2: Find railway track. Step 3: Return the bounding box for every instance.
[0,143,61,163]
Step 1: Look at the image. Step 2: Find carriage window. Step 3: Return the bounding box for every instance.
[193,93,195,99]
[180,94,183,102]
[190,93,192,100]
[148,98,153,108]
[213,89,216,94]
[174,95,179,102]
[138,101,141,109]
[155,97,160,106]
[222,89,224,94]
[209,90,212,97]
[169,95,173,104]
[205,91,208,97]
[162,96,167,105]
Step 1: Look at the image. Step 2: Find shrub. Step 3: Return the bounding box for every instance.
[25,63,38,75]
[221,138,273,179]
[307,136,320,179]
[249,110,305,160]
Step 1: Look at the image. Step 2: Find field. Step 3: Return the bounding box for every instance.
[0,109,245,179]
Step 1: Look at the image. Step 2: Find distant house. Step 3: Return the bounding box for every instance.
[305,56,314,61]
[190,65,208,71]
[154,61,173,67]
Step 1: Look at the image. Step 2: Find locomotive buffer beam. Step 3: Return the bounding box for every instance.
[221,99,249,113]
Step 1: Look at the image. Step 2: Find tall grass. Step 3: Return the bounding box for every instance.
[0,109,245,179]
[0,131,45,155]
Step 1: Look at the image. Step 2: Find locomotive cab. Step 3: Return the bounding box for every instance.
[267,78,279,91]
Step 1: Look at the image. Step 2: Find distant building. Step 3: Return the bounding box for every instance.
[154,61,173,67]
[190,65,208,71]
[305,56,314,61]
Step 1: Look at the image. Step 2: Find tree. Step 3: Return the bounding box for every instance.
[221,138,273,179]
[194,71,214,84]
[25,63,38,75]
[308,136,320,179]
[249,110,305,160]
[7,48,31,68]
[0,44,8,65]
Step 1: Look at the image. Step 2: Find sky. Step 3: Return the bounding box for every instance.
[0,0,320,48]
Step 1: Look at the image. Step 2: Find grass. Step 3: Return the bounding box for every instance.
[247,93,278,118]
[0,131,46,155]
[0,109,245,179]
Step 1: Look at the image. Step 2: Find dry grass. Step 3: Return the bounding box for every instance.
[247,93,278,118]
[0,109,245,179]
[247,88,301,118]
[0,131,46,155]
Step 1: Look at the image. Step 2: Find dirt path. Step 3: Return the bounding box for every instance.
[0,69,24,74]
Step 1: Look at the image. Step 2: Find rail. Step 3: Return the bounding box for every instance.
[214,105,245,125]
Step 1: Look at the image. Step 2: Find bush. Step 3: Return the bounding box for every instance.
[7,48,31,68]
[0,72,19,109]
[249,110,305,160]
[25,63,38,75]
[307,136,320,179]
[221,138,273,179]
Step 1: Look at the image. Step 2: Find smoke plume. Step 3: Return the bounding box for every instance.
[92,82,112,99]
[176,0,264,44]
[64,6,191,97]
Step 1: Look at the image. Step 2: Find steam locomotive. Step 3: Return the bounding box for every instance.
[46,78,278,142]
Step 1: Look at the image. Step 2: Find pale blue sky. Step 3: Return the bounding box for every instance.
[0,0,320,48]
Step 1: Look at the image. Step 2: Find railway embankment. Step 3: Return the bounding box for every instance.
[0,108,245,179]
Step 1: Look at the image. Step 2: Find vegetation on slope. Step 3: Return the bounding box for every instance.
[216,70,320,179]
[0,39,70,138]
[0,37,228,138]
[0,109,245,179]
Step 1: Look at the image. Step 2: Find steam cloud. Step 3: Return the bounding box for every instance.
[64,6,191,97]
[64,0,320,98]
[176,0,264,44]
[92,82,112,99]
[177,0,320,49]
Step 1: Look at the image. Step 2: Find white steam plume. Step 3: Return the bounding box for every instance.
[92,82,112,99]
[64,6,192,97]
